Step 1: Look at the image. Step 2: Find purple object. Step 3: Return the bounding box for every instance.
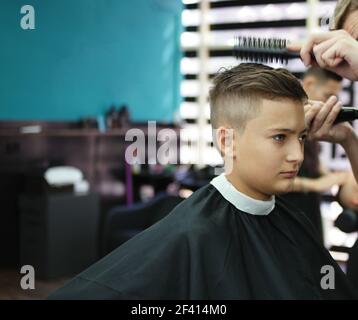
[124,150,133,206]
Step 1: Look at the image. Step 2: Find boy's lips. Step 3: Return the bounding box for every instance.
[280,171,298,178]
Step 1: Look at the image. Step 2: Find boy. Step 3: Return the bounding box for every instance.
[49,63,356,299]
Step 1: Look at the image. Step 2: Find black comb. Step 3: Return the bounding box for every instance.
[233,36,301,64]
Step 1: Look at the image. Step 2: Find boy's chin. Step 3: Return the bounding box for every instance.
[273,181,295,195]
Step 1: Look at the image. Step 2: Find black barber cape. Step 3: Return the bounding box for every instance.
[48,174,356,299]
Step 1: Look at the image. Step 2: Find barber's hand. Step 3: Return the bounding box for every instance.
[339,171,358,209]
[304,96,354,144]
[312,171,349,193]
[288,30,358,81]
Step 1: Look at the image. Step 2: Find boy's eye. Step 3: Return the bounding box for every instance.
[273,134,286,142]
[299,134,307,142]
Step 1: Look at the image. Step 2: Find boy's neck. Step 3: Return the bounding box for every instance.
[225,173,273,201]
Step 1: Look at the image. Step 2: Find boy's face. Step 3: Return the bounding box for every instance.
[227,98,307,201]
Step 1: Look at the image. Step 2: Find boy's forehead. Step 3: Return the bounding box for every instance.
[249,98,305,128]
[259,98,303,114]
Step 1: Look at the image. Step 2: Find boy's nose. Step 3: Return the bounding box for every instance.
[286,141,304,164]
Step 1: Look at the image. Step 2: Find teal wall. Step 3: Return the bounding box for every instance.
[0,0,182,121]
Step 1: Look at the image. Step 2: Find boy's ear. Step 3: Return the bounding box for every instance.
[214,126,235,159]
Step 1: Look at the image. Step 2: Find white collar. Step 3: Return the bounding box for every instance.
[210,173,275,216]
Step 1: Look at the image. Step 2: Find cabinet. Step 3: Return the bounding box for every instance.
[19,193,100,280]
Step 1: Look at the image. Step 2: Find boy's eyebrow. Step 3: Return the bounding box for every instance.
[266,128,308,134]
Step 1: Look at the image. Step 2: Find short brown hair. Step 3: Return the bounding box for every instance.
[333,0,358,30]
[209,63,308,132]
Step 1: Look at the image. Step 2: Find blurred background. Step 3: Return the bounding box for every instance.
[0,0,357,299]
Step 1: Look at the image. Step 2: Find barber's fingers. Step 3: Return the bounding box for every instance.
[306,99,324,112]
[286,43,301,52]
[312,37,342,68]
[314,102,342,137]
[321,41,345,68]
[301,32,337,66]
[304,100,323,128]
[310,96,338,132]
[312,37,337,56]
[304,105,320,129]
[307,99,323,105]
[300,30,348,66]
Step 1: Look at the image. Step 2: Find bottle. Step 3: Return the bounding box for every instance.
[105,106,116,129]
[118,105,131,128]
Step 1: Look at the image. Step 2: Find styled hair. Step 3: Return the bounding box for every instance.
[303,67,343,82]
[333,0,358,29]
[209,63,308,132]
